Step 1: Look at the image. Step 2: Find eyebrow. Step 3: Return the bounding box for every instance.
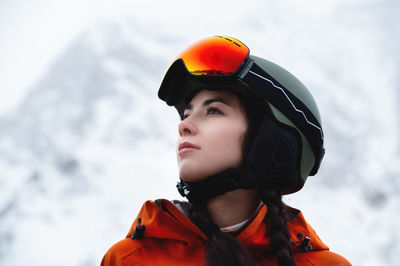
[183,97,230,112]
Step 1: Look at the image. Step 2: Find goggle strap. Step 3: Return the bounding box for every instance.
[239,63,324,175]
[238,59,255,80]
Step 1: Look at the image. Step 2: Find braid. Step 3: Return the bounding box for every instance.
[261,190,296,266]
[187,203,255,266]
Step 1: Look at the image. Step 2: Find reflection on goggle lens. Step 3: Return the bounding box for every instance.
[177,36,250,76]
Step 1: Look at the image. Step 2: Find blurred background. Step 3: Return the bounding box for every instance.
[1,0,399,265]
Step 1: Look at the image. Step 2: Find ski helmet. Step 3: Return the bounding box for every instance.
[158,36,324,194]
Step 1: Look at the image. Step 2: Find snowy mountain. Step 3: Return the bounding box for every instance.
[1,1,399,265]
[0,22,180,265]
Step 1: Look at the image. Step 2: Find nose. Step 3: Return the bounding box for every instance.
[178,118,197,137]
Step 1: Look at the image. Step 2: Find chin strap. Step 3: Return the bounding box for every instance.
[177,168,258,204]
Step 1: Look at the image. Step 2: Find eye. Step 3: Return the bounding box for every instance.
[181,113,190,121]
[206,106,222,115]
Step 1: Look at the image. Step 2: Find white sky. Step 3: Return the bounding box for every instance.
[0,0,150,114]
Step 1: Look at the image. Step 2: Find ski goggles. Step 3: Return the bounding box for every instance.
[175,36,249,76]
[158,36,324,176]
[158,36,251,110]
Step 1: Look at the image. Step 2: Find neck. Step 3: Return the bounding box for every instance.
[206,189,261,228]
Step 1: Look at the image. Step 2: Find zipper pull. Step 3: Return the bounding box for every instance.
[131,218,146,240]
[294,233,312,252]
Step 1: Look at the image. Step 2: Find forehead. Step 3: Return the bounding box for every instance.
[189,90,239,106]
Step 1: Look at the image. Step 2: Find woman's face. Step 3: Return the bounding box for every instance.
[177,90,248,183]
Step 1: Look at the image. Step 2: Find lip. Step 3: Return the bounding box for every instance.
[178,141,200,155]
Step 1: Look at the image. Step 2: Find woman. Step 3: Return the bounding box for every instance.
[101,36,351,265]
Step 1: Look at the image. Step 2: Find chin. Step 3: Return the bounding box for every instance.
[179,168,211,183]
[178,162,231,183]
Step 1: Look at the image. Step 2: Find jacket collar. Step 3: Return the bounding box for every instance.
[126,199,329,251]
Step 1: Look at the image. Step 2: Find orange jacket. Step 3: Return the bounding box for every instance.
[101,199,351,265]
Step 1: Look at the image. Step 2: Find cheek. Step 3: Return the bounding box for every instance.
[177,119,248,182]
[206,122,247,165]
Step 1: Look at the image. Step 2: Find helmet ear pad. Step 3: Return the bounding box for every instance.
[243,115,301,191]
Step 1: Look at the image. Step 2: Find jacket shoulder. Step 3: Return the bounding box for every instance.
[101,199,159,266]
[101,238,148,266]
[296,250,352,265]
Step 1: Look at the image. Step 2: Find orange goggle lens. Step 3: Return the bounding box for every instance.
[177,36,249,76]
